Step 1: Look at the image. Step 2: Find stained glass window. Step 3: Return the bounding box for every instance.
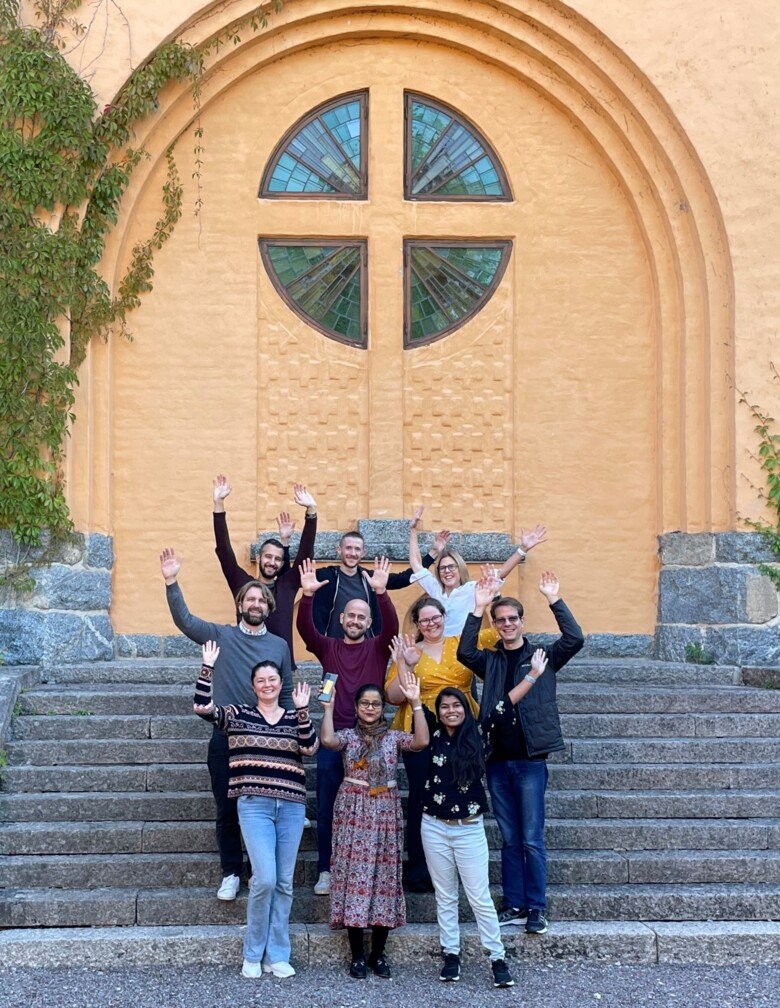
[259,240,367,346]
[405,93,511,200]
[404,241,512,346]
[260,92,367,198]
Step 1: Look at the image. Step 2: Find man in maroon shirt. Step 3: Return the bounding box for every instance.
[297,556,398,895]
[212,476,317,667]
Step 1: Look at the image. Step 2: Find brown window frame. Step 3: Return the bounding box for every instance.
[403,238,512,348]
[259,90,369,200]
[403,91,513,203]
[259,238,369,348]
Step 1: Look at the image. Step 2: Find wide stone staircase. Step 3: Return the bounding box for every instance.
[2,655,780,966]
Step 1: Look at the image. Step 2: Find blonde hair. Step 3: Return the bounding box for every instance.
[434,548,469,589]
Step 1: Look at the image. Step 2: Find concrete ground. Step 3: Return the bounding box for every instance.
[1,963,779,1008]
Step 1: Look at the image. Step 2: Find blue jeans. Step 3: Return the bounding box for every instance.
[316,745,344,873]
[486,759,548,912]
[237,795,305,965]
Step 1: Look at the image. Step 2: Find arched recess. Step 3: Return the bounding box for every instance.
[71,0,734,543]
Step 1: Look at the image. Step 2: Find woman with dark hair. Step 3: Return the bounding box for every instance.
[385,595,495,892]
[193,643,318,979]
[320,679,429,979]
[395,649,548,987]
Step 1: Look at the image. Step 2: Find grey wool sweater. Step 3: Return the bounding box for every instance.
[166,581,293,709]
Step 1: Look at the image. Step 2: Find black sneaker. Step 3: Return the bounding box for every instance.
[525,908,548,934]
[349,957,367,978]
[439,953,461,982]
[497,906,528,927]
[368,953,391,979]
[491,959,515,988]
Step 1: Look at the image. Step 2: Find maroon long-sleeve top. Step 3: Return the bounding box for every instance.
[297,591,398,729]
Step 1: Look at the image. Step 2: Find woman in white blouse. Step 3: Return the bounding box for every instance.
[407,510,547,637]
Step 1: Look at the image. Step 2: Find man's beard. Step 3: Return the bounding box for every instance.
[259,564,279,579]
[343,625,365,641]
[243,610,266,626]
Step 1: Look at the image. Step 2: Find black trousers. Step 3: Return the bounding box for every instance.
[402,747,433,888]
[206,728,246,878]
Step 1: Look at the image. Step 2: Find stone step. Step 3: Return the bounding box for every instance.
[37,658,742,688]
[4,847,779,891]
[4,817,780,856]
[570,737,780,764]
[20,682,780,716]
[6,759,780,795]
[4,921,780,968]
[3,787,779,824]
[5,739,208,766]
[3,882,778,929]
[16,708,780,742]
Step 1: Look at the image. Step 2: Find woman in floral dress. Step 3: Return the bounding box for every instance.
[320,677,429,979]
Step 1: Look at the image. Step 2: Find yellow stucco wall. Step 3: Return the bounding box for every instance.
[35,1,776,636]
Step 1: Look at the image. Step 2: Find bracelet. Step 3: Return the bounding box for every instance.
[516,546,527,561]
[294,706,309,712]
[412,705,423,712]
[523,673,538,685]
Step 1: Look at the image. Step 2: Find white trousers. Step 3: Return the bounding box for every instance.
[421,813,505,960]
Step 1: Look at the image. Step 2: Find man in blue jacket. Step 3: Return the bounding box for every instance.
[457,570,584,936]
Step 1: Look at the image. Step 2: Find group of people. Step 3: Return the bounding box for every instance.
[159,479,584,987]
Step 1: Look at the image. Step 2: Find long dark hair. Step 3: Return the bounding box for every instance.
[434,687,484,788]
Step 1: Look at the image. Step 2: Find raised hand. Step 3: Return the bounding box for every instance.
[202,641,219,667]
[293,483,317,512]
[276,511,296,544]
[300,557,327,595]
[160,547,181,584]
[480,563,501,582]
[213,474,231,502]
[391,634,421,669]
[520,524,547,552]
[364,556,391,593]
[539,570,560,603]
[292,681,311,710]
[530,648,548,679]
[410,504,424,528]
[398,675,422,706]
[474,575,497,610]
[432,529,451,554]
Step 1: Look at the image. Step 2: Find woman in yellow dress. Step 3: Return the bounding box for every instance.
[385,595,497,891]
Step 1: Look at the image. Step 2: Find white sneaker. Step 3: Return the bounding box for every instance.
[303,817,312,828]
[263,961,296,978]
[217,874,240,900]
[241,960,263,978]
[314,870,330,895]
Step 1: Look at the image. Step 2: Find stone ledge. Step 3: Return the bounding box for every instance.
[0,666,41,744]
[3,921,780,969]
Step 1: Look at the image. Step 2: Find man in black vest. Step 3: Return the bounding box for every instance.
[457,571,584,936]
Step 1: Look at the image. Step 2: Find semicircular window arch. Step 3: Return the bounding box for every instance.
[404,92,512,201]
[260,91,368,199]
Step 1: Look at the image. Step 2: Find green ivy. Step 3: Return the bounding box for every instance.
[0,2,280,547]
[738,375,780,557]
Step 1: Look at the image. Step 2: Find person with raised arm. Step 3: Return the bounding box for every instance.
[161,546,292,903]
[311,516,447,639]
[297,556,399,896]
[457,571,584,935]
[212,476,317,665]
[193,641,318,979]
[407,506,547,636]
[320,676,429,980]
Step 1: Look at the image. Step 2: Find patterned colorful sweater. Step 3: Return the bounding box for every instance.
[194,665,317,803]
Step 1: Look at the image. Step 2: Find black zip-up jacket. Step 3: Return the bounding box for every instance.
[312,553,436,639]
[456,600,584,757]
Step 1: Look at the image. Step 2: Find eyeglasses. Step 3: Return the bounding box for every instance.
[358,700,383,709]
[438,564,458,573]
[417,615,443,626]
[493,615,522,625]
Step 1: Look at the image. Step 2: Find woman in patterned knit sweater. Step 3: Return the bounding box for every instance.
[193,641,318,979]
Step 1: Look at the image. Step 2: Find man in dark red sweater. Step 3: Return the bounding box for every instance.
[297,557,398,895]
[212,476,317,667]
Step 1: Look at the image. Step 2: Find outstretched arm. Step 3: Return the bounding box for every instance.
[455,575,499,678]
[161,548,220,645]
[496,524,547,579]
[539,571,584,670]
[290,483,318,570]
[398,676,430,751]
[212,476,253,596]
[319,685,341,750]
[296,559,330,656]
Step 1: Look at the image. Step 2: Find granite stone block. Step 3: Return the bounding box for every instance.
[715,531,780,564]
[659,566,777,624]
[117,634,164,658]
[704,625,780,667]
[0,609,43,665]
[659,532,715,566]
[30,565,111,611]
[162,635,201,658]
[656,624,707,663]
[86,533,114,570]
[654,921,780,965]
[41,612,114,664]
[584,634,654,658]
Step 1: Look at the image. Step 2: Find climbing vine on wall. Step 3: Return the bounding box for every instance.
[738,366,780,588]
[0,0,281,546]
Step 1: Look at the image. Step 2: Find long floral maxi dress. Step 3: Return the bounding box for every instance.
[329,728,415,929]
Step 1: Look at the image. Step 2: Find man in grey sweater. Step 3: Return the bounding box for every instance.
[160,547,293,900]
